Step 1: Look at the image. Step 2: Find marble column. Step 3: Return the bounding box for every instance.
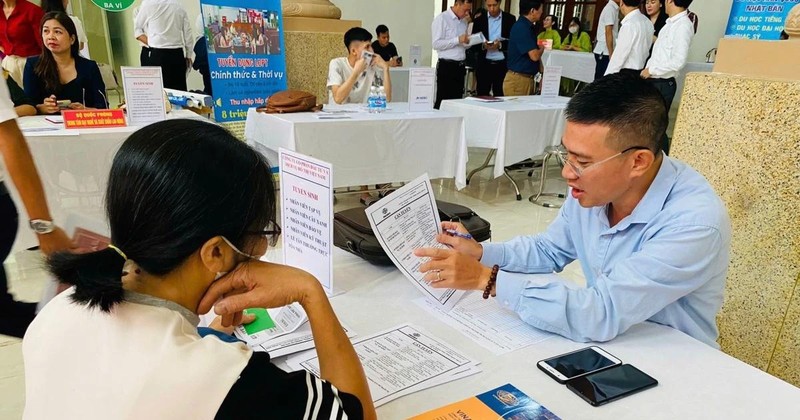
[283,0,343,19]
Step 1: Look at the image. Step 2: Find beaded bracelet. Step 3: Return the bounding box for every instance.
[483,265,500,299]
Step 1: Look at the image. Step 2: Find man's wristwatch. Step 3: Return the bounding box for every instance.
[29,219,56,234]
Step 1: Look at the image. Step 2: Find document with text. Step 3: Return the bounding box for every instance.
[365,174,466,310]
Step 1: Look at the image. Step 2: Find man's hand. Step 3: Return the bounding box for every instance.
[37,227,76,255]
[354,57,369,74]
[414,247,492,291]
[373,55,389,70]
[438,221,483,260]
[185,57,193,70]
[388,57,399,67]
[459,33,470,44]
[640,68,651,79]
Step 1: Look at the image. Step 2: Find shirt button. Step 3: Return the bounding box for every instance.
[504,300,510,307]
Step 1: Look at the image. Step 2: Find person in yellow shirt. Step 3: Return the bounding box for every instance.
[537,14,561,50]
[561,17,591,52]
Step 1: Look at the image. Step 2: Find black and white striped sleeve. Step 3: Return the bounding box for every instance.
[215,352,364,420]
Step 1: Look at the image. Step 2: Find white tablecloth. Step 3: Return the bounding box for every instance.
[389,67,410,102]
[244,103,468,189]
[321,249,800,419]
[543,49,596,84]
[440,96,569,179]
[8,110,207,251]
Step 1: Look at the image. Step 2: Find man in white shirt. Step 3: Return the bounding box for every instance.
[134,0,194,91]
[432,0,473,108]
[641,0,695,155]
[605,0,654,76]
[593,0,620,80]
[327,27,392,105]
[0,76,73,338]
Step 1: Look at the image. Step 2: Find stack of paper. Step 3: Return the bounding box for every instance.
[409,383,561,419]
[286,324,482,407]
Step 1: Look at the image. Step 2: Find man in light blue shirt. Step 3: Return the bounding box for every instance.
[471,0,515,96]
[416,73,731,348]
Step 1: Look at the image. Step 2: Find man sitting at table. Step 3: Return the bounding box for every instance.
[416,73,731,348]
[327,27,392,105]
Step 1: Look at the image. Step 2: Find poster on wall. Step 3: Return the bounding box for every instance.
[725,0,800,40]
[199,0,288,134]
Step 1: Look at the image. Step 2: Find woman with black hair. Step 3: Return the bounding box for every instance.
[537,14,562,49]
[22,119,376,419]
[645,0,668,39]
[23,12,105,114]
[39,0,88,55]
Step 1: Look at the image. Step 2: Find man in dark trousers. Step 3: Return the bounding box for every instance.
[471,0,515,97]
[432,0,473,109]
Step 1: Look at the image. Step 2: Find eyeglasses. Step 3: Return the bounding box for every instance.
[247,221,282,248]
[557,146,651,178]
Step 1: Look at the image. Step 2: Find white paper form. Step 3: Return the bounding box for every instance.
[286,324,481,407]
[120,66,166,126]
[365,174,466,310]
[415,292,555,355]
[254,323,357,359]
[540,65,563,104]
[234,303,308,346]
[408,68,435,112]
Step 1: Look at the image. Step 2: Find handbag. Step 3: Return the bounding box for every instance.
[333,200,491,265]
[258,90,322,113]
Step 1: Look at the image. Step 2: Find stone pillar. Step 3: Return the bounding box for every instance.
[785,4,800,40]
[283,1,343,19]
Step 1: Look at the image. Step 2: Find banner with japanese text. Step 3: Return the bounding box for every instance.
[725,0,800,40]
[199,0,287,132]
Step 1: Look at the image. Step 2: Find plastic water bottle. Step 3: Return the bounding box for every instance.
[368,86,379,114]
[378,86,387,113]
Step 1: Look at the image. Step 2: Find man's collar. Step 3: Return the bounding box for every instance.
[447,8,460,20]
[618,154,676,227]
[667,10,689,23]
[622,8,642,23]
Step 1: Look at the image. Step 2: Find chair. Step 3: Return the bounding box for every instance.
[97,63,123,107]
[529,145,567,208]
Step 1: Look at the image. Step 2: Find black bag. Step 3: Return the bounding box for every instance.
[333,200,491,265]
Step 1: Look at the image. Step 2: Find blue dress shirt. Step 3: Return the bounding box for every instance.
[481,156,731,348]
[507,16,539,75]
[486,13,504,61]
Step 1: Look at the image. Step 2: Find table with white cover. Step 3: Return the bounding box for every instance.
[8,110,206,251]
[440,96,569,199]
[542,49,596,84]
[319,249,800,419]
[244,103,468,189]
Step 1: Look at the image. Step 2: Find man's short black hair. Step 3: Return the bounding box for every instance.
[673,0,693,8]
[376,25,389,36]
[343,27,372,50]
[621,0,641,7]
[565,73,667,153]
[520,0,543,16]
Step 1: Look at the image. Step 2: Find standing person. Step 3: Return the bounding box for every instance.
[645,0,668,40]
[641,0,695,155]
[472,0,515,97]
[40,0,88,58]
[372,24,401,67]
[503,0,544,96]
[605,0,654,76]
[193,14,211,95]
[537,14,562,50]
[0,0,44,85]
[432,0,473,109]
[593,0,620,80]
[134,0,194,91]
[1,65,74,338]
[24,12,106,114]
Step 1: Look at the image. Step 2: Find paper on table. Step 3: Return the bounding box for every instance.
[234,303,307,346]
[286,324,481,407]
[365,174,466,310]
[254,323,357,359]
[415,291,554,355]
[18,118,61,133]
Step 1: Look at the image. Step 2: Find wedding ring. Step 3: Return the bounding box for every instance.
[435,270,441,282]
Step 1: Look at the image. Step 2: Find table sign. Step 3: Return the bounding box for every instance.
[279,148,335,296]
[409,45,422,67]
[62,109,126,129]
[541,65,562,104]
[120,66,166,126]
[408,68,436,112]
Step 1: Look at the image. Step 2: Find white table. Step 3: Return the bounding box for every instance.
[244,103,468,189]
[542,49,596,84]
[389,67,410,102]
[322,249,800,419]
[8,110,207,251]
[440,96,569,199]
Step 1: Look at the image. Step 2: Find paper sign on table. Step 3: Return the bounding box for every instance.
[408,68,436,112]
[364,174,466,310]
[279,149,335,296]
[409,45,422,67]
[287,324,481,407]
[409,383,561,420]
[541,65,562,104]
[121,66,166,126]
[62,109,126,129]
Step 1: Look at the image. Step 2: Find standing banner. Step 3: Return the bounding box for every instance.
[199,0,288,135]
[725,0,800,40]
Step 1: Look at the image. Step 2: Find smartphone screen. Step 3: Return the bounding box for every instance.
[567,364,658,406]
[537,346,620,383]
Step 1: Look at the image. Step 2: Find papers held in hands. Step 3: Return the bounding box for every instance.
[467,32,487,47]
[234,303,308,346]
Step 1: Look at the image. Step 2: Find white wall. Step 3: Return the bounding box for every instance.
[687,0,733,63]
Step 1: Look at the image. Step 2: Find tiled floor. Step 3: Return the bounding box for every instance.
[0,149,585,418]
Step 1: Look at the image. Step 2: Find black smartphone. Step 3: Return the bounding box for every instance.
[537,346,621,384]
[566,364,658,407]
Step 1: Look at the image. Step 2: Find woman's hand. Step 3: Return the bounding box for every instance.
[197,261,323,328]
[36,95,59,114]
[209,311,256,335]
[68,102,85,110]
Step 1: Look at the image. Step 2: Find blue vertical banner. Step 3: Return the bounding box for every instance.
[199,0,287,126]
[725,0,800,40]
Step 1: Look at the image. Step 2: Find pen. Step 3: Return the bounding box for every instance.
[445,229,472,240]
